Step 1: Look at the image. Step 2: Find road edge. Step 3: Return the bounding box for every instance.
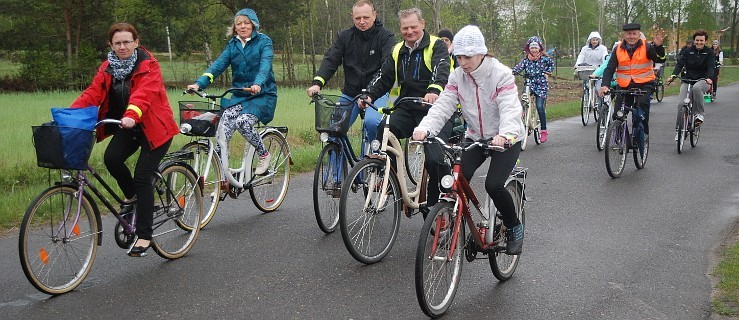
[708,217,739,319]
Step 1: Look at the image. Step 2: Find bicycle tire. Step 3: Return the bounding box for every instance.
[415,202,463,318]
[489,181,524,281]
[19,185,99,295]
[605,119,627,178]
[404,138,426,186]
[520,101,531,151]
[581,88,590,126]
[250,131,291,212]
[339,158,401,264]
[313,142,345,234]
[180,141,222,228]
[596,100,610,151]
[633,130,649,169]
[690,118,700,148]
[532,106,542,145]
[592,96,600,123]
[656,84,664,102]
[151,163,203,259]
[677,108,687,154]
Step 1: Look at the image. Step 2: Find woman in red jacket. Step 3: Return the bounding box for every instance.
[71,22,179,257]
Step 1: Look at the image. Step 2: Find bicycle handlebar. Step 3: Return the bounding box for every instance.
[423,136,510,153]
[94,119,122,128]
[184,87,254,100]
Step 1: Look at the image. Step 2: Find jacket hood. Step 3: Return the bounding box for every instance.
[235,8,260,31]
[587,31,602,47]
[524,36,544,54]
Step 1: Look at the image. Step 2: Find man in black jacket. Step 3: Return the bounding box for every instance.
[307,0,395,145]
[360,7,454,213]
[668,29,714,129]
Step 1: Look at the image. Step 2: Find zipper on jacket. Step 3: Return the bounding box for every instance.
[468,73,484,137]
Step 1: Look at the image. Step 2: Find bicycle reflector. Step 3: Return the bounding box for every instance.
[441,175,454,189]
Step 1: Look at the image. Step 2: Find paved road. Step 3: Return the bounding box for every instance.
[1,84,738,319]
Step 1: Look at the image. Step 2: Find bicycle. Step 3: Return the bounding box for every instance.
[653,64,665,102]
[338,96,431,264]
[179,88,292,227]
[576,66,599,126]
[604,88,649,178]
[672,77,705,153]
[517,74,542,151]
[414,138,527,318]
[311,93,372,234]
[20,119,203,295]
[594,79,613,151]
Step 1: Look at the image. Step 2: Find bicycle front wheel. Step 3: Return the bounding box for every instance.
[690,118,700,148]
[656,84,665,102]
[415,202,463,318]
[250,131,291,212]
[532,107,542,145]
[19,185,99,295]
[592,96,600,122]
[180,141,221,228]
[313,142,345,234]
[339,158,402,264]
[633,129,649,169]
[596,100,610,151]
[520,102,531,151]
[404,138,426,186]
[489,181,525,281]
[677,108,688,154]
[605,120,627,178]
[581,88,590,126]
[151,164,203,259]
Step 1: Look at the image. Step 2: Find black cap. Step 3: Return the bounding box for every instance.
[622,23,641,31]
[438,29,454,41]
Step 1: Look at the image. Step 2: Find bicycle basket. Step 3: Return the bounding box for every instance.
[314,99,353,134]
[32,123,95,170]
[576,67,597,81]
[179,101,221,137]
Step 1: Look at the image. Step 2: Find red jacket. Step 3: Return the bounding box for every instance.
[72,48,178,149]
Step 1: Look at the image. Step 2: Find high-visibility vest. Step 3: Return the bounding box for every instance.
[390,35,452,95]
[615,43,656,87]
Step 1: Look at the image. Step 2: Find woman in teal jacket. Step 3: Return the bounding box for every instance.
[187,8,277,174]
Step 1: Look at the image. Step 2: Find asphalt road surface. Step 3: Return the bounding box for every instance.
[1,83,738,319]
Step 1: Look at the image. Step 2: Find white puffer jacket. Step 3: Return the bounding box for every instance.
[416,56,525,142]
[575,31,609,67]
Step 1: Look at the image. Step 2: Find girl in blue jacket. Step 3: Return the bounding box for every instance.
[188,8,277,175]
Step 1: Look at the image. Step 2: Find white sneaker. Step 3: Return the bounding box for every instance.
[696,114,704,122]
[255,152,271,175]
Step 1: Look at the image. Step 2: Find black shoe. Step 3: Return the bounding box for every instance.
[120,197,137,215]
[506,224,524,255]
[128,238,151,257]
[694,118,703,127]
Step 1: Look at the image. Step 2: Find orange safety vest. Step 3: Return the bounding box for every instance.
[615,43,655,87]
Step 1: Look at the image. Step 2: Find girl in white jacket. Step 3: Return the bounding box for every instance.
[413,25,526,255]
[575,31,608,67]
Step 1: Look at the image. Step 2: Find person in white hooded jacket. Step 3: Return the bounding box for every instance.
[575,31,608,67]
[412,25,526,255]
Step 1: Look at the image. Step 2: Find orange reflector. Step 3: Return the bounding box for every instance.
[39,248,49,265]
[266,198,275,203]
[178,196,186,207]
[72,224,80,236]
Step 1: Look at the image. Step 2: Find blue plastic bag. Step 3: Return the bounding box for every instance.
[47,107,98,169]
[51,106,99,130]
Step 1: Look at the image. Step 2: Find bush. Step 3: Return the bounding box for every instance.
[17,45,100,91]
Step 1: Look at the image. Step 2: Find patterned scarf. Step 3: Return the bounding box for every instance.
[527,51,542,61]
[108,50,138,80]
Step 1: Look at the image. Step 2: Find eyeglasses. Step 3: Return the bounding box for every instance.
[112,40,135,48]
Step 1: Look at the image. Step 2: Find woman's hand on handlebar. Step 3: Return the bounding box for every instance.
[490,135,509,147]
[599,86,609,97]
[249,84,262,94]
[307,85,320,97]
[121,117,136,129]
[186,84,200,92]
[412,130,427,141]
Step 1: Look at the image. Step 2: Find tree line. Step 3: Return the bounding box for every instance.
[0,0,736,91]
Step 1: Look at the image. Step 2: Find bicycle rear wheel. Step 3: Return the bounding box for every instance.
[19,185,99,295]
[339,158,401,264]
[489,181,524,281]
[313,142,345,234]
[605,120,627,178]
[151,164,203,259]
[656,84,664,102]
[520,102,531,151]
[592,96,600,122]
[250,131,291,212]
[404,139,425,186]
[633,130,649,169]
[180,141,221,228]
[415,202,463,318]
[581,88,590,126]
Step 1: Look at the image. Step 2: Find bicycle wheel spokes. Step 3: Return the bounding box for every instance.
[690,116,700,147]
[250,132,291,212]
[339,158,401,264]
[415,202,463,317]
[151,165,203,259]
[404,140,426,186]
[19,186,98,295]
[313,143,344,233]
[596,102,610,151]
[489,182,523,280]
[180,141,221,228]
[581,88,590,126]
[520,102,530,151]
[605,120,627,178]
[677,108,687,153]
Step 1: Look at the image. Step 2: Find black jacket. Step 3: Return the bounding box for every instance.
[366,31,451,112]
[312,20,395,97]
[671,45,715,81]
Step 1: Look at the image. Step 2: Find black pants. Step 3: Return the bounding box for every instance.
[461,140,522,229]
[376,107,454,208]
[104,128,171,240]
[615,83,654,134]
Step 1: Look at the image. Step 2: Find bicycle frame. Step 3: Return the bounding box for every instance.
[373,126,426,210]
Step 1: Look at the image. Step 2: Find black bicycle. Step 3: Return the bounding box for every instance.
[604,88,649,178]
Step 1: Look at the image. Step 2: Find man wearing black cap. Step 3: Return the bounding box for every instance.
[600,23,665,140]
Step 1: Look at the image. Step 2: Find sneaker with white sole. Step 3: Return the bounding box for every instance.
[255,152,271,175]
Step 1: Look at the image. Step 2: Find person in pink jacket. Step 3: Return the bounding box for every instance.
[413,25,525,255]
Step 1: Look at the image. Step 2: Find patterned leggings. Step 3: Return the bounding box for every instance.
[220,104,267,156]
